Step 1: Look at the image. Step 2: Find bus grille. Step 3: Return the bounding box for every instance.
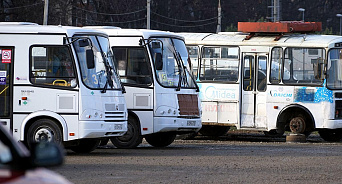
[105,111,126,120]
[177,94,200,116]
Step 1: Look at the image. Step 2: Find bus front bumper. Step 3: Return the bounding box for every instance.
[153,117,202,133]
[74,120,128,140]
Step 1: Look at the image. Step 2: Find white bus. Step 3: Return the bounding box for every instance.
[180,22,342,141]
[0,23,127,153]
[87,27,202,148]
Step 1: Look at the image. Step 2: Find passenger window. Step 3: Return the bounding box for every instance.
[257,56,267,91]
[30,46,76,87]
[112,47,152,85]
[200,46,239,82]
[270,47,282,84]
[283,47,325,85]
[186,46,199,78]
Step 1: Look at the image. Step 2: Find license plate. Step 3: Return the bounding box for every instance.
[114,124,123,130]
[187,121,196,126]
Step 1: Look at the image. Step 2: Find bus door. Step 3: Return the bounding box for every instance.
[241,53,267,128]
[0,48,13,131]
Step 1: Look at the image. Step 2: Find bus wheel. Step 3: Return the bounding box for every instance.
[318,129,342,142]
[199,126,230,136]
[110,117,142,148]
[26,118,62,148]
[145,133,176,147]
[70,139,100,153]
[289,117,306,134]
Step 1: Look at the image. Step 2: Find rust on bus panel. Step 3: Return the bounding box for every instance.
[177,94,200,116]
[238,22,322,33]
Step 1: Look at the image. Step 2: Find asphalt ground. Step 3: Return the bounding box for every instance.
[51,131,342,184]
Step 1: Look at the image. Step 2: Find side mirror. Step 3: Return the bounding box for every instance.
[154,53,163,70]
[86,49,95,69]
[314,63,324,80]
[79,39,90,47]
[312,58,324,80]
[152,42,161,49]
[30,142,64,167]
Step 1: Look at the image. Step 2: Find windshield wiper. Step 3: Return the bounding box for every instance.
[177,52,200,92]
[172,51,183,91]
[101,80,108,93]
[100,54,114,93]
[174,52,199,92]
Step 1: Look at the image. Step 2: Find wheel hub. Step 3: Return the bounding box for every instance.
[35,128,53,142]
[289,117,306,134]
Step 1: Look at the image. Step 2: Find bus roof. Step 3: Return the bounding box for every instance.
[84,26,184,40]
[179,32,342,48]
[0,22,107,36]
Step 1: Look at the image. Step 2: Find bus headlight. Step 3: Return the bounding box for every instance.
[156,106,179,116]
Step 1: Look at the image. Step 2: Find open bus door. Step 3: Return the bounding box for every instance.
[0,48,13,131]
[241,52,267,128]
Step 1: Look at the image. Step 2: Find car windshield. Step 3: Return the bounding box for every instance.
[73,35,121,90]
[149,37,197,89]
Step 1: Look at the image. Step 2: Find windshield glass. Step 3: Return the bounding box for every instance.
[149,37,197,88]
[327,48,342,89]
[73,35,121,90]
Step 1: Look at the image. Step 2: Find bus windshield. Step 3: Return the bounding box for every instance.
[73,35,121,90]
[327,48,342,89]
[149,37,197,89]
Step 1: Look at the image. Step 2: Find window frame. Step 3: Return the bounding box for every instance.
[29,44,77,89]
[282,47,325,86]
[112,46,153,87]
[199,45,240,83]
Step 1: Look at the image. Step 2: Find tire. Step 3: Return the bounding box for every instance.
[318,129,342,142]
[26,118,63,148]
[110,117,142,148]
[145,133,176,147]
[286,134,306,143]
[199,126,230,136]
[70,139,100,153]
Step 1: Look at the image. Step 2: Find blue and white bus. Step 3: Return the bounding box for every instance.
[180,22,342,141]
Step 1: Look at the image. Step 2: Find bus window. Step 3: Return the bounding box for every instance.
[257,56,267,91]
[283,47,325,85]
[200,46,239,82]
[112,47,152,85]
[186,46,199,78]
[243,55,254,91]
[327,48,342,89]
[30,46,76,87]
[270,47,282,84]
[0,48,12,118]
